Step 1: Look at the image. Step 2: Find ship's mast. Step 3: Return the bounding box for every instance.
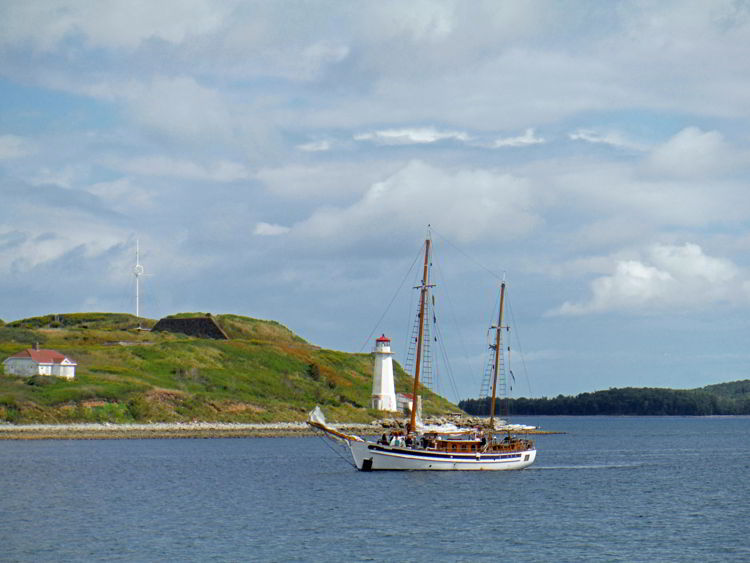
[409,236,431,433]
[489,280,506,429]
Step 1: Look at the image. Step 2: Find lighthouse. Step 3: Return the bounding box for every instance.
[371,334,397,411]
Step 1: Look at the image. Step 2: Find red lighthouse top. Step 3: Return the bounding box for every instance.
[376,334,390,343]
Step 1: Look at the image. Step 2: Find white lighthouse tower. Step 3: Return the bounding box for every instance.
[371,334,397,411]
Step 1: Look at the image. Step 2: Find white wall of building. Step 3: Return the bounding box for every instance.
[51,361,76,379]
[3,357,76,379]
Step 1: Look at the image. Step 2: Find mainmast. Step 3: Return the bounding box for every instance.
[409,235,431,433]
[489,280,506,429]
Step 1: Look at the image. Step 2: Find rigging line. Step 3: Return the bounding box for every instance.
[479,289,502,399]
[431,243,477,402]
[358,242,425,354]
[401,256,424,375]
[431,227,504,281]
[506,295,534,398]
[431,305,462,404]
[485,286,502,348]
[317,434,356,468]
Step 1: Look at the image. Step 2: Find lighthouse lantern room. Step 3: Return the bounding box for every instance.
[371,334,397,411]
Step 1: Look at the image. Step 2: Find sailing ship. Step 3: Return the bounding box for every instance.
[309,234,536,471]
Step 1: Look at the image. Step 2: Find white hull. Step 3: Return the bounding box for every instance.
[349,440,536,471]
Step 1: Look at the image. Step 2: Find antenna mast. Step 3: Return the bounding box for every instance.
[134,239,145,321]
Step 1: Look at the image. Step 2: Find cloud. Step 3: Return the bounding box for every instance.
[296,140,332,152]
[54,75,235,144]
[301,40,350,74]
[256,161,403,200]
[490,128,545,148]
[87,178,154,212]
[253,222,290,236]
[123,76,234,143]
[553,243,747,315]
[373,1,455,42]
[112,155,250,182]
[0,135,33,159]
[353,126,546,149]
[28,164,90,189]
[290,160,538,248]
[0,179,128,276]
[644,127,739,178]
[354,127,470,145]
[548,156,749,232]
[569,129,645,151]
[0,0,231,51]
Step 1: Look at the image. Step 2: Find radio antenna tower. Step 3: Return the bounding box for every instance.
[134,239,145,324]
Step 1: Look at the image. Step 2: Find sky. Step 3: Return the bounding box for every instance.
[1,0,750,401]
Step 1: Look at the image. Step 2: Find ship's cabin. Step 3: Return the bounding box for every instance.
[383,429,533,453]
[434,438,482,452]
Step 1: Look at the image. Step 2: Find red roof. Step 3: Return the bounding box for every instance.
[9,349,73,364]
[376,334,390,342]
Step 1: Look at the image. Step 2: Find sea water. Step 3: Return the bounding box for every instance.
[1,416,748,562]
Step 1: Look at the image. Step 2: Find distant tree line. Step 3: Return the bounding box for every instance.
[459,385,750,416]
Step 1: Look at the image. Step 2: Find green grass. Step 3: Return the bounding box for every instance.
[0,312,460,423]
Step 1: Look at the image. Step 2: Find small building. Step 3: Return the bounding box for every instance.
[3,348,77,379]
[397,392,422,418]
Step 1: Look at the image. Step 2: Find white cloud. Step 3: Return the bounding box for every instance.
[29,165,87,188]
[60,76,235,144]
[549,158,749,231]
[301,41,350,75]
[490,128,545,148]
[569,129,645,151]
[296,140,332,152]
[373,1,455,42]
[352,126,545,149]
[354,127,470,145]
[553,243,747,315]
[124,76,234,143]
[645,127,738,178]
[291,160,538,246]
[0,135,33,159]
[0,219,126,278]
[88,178,153,212]
[256,161,403,201]
[253,222,290,236]
[113,156,249,182]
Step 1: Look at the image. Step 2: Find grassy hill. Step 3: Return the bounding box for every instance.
[0,312,460,424]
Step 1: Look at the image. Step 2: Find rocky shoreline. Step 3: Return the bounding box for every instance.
[0,416,561,440]
[0,421,379,440]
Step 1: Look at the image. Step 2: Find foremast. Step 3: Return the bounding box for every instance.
[409,235,432,433]
[489,280,506,430]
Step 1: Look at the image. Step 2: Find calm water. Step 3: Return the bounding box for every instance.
[1,417,749,562]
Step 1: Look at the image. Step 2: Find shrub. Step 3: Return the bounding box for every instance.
[126,395,152,421]
[306,363,321,381]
